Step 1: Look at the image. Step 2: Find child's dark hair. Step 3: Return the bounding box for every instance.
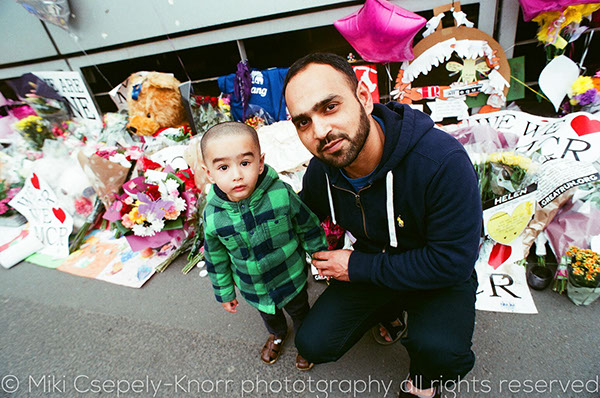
[200,121,260,159]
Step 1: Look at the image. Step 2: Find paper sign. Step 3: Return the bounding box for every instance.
[58,230,161,288]
[482,186,537,267]
[0,224,44,269]
[178,81,199,136]
[461,111,600,163]
[352,65,380,103]
[538,55,580,112]
[427,97,469,122]
[475,248,538,314]
[8,172,73,258]
[536,158,599,207]
[34,71,102,126]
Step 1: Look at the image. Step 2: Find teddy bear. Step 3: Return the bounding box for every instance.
[126,71,187,136]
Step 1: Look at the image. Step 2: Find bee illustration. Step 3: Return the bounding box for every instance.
[446,57,491,84]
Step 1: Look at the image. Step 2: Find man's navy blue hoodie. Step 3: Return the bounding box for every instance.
[300,102,482,291]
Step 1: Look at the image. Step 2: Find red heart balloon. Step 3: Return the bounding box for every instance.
[488,242,512,269]
[52,208,66,223]
[571,115,600,137]
[31,173,40,189]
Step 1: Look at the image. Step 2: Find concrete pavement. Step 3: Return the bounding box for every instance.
[1,256,599,398]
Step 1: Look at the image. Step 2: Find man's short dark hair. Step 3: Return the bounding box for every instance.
[201,121,260,160]
[283,53,358,96]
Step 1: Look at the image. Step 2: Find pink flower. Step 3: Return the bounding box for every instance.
[6,188,21,200]
[74,197,93,216]
[121,214,135,229]
[0,202,8,215]
[125,146,143,160]
[164,209,180,220]
[124,196,134,205]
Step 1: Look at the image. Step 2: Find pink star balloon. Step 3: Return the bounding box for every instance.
[334,0,427,63]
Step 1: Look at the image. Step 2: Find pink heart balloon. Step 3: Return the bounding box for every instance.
[518,0,599,21]
[334,0,426,63]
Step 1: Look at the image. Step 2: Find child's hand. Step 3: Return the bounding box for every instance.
[222,299,239,313]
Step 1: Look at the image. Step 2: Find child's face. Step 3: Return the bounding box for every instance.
[202,134,265,202]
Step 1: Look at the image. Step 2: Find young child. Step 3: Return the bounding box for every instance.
[200,121,327,371]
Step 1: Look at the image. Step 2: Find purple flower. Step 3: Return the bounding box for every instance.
[577,89,599,106]
[137,193,173,220]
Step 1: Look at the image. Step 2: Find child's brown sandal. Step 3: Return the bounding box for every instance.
[260,334,285,364]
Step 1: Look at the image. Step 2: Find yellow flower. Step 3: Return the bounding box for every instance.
[570,76,594,97]
[128,207,146,224]
[585,273,595,281]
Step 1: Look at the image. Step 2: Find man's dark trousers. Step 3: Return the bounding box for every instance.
[295,272,478,389]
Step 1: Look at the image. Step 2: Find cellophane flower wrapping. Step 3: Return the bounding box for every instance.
[103,156,202,258]
[190,95,233,135]
[564,246,600,305]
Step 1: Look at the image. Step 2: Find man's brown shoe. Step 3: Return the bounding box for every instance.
[261,334,285,364]
[295,353,314,371]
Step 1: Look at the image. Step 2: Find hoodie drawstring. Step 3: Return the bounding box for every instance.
[386,170,398,248]
[325,174,337,225]
[325,171,397,248]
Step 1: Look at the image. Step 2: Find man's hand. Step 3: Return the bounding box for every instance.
[222,299,238,313]
[311,249,352,281]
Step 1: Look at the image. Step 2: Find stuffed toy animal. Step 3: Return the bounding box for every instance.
[126,72,187,136]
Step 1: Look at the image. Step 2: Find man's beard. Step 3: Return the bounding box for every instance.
[316,107,370,169]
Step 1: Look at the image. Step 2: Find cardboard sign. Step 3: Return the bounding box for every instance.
[34,71,102,126]
[352,65,380,103]
[462,111,600,163]
[8,173,73,258]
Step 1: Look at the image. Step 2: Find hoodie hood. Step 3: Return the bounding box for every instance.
[206,164,278,210]
[325,102,435,186]
[323,103,436,248]
[371,102,435,181]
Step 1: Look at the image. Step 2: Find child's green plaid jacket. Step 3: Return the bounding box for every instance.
[203,165,327,314]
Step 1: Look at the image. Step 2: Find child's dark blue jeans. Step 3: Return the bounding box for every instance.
[258,285,310,340]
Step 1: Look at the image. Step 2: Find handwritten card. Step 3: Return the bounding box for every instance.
[8,172,73,258]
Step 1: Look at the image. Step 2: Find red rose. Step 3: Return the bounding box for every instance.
[146,185,161,200]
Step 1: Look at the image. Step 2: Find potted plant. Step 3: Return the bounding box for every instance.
[565,246,600,306]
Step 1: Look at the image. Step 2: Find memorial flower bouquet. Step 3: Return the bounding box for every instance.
[564,246,600,306]
[190,95,232,134]
[13,115,54,150]
[566,73,600,113]
[103,157,201,256]
[0,180,22,217]
[473,151,535,205]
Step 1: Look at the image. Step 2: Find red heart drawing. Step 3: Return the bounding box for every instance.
[488,242,512,269]
[571,115,600,137]
[31,173,40,189]
[52,208,66,223]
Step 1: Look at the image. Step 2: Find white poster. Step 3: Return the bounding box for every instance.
[34,71,102,126]
[461,111,600,163]
[8,172,73,258]
[475,239,538,314]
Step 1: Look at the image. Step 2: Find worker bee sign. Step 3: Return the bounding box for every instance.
[34,71,102,127]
